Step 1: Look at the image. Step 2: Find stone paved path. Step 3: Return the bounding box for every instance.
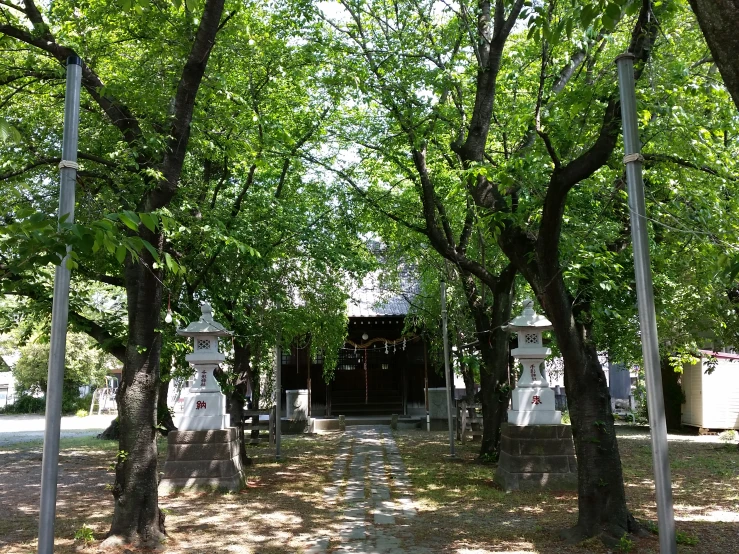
[307,426,430,554]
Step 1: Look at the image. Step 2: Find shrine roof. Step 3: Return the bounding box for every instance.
[347,270,417,318]
[347,287,411,317]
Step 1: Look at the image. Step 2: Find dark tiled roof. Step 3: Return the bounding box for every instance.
[347,271,418,317]
[347,287,410,317]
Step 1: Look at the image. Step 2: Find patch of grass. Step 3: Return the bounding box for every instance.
[676,530,699,546]
[0,435,119,452]
[617,533,634,552]
[73,524,94,544]
[1,432,343,554]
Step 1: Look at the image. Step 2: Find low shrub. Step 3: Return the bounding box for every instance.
[62,393,93,415]
[0,392,46,414]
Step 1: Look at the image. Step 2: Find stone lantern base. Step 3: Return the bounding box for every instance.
[494,423,577,491]
[159,427,245,495]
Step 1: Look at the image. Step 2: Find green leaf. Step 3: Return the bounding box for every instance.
[115,245,127,264]
[605,3,622,22]
[141,240,160,262]
[139,212,157,232]
[118,211,140,232]
[164,252,178,274]
[0,119,22,143]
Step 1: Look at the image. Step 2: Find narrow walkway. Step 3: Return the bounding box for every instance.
[308,426,429,554]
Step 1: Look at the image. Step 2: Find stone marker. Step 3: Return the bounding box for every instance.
[159,303,245,494]
[495,299,577,491]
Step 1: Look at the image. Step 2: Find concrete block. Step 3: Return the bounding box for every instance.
[507,409,562,425]
[162,455,243,479]
[494,467,578,491]
[167,440,239,461]
[158,471,245,494]
[498,451,572,473]
[501,436,576,456]
[495,422,577,491]
[167,427,238,444]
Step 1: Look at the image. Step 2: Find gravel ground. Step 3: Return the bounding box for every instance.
[0,414,116,446]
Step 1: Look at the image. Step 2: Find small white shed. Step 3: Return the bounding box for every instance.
[0,371,16,408]
[682,350,739,430]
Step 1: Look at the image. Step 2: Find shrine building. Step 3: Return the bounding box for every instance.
[279,282,446,422]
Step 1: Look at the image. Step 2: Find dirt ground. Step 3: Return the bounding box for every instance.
[0,426,736,553]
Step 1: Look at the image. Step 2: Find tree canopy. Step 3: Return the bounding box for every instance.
[1,0,738,547]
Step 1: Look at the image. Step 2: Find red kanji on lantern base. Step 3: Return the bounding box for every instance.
[196,401,207,410]
[531,395,542,405]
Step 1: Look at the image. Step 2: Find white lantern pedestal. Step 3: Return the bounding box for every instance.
[494,299,577,491]
[160,303,245,494]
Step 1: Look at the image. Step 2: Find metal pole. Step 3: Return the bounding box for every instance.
[440,280,455,457]
[423,338,430,432]
[38,56,82,554]
[275,313,282,460]
[616,53,676,554]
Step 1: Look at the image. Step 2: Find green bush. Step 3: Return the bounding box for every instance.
[0,392,46,414]
[0,391,93,415]
[63,392,93,415]
[76,409,88,417]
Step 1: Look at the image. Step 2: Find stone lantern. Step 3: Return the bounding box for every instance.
[505,299,561,425]
[176,302,233,430]
[495,299,577,491]
[160,302,245,494]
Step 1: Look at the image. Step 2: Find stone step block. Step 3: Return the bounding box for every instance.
[500,422,573,440]
[494,467,578,491]
[162,455,243,479]
[500,435,576,456]
[498,451,577,474]
[167,440,239,462]
[167,427,238,444]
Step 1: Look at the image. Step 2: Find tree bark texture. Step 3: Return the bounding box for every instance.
[660,357,683,431]
[157,378,177,436]
[460,264,516,458]
[108,242,166,546]
[499,231,637,540]
[229,341,252,464]
[689,0,739,111]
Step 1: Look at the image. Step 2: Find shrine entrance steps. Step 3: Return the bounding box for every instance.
[310,415,422,432]
[331,389,403,416]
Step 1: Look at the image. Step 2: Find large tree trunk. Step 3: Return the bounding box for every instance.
[660,357,683,432]
[460,264,516,459]
[689,0,739,111]
[502,231,637,542]
[104,247,166,548]
[228,341,252,465]
[157,378,177,436]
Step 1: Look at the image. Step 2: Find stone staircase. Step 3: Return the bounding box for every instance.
[331,389,403,416]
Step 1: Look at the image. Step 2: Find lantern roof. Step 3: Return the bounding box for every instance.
[504,299,553,331]
[177,302,233,338]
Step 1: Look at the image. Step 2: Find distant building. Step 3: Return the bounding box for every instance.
[682,349,739,431]
[0,370,17,408]
[280,273,446,417]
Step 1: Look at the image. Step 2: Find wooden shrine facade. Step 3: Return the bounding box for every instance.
[279,315,445,417]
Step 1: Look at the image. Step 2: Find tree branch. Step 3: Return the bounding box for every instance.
[68,311,126,363]
[537,0,660,261]
[143,0,226,211]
